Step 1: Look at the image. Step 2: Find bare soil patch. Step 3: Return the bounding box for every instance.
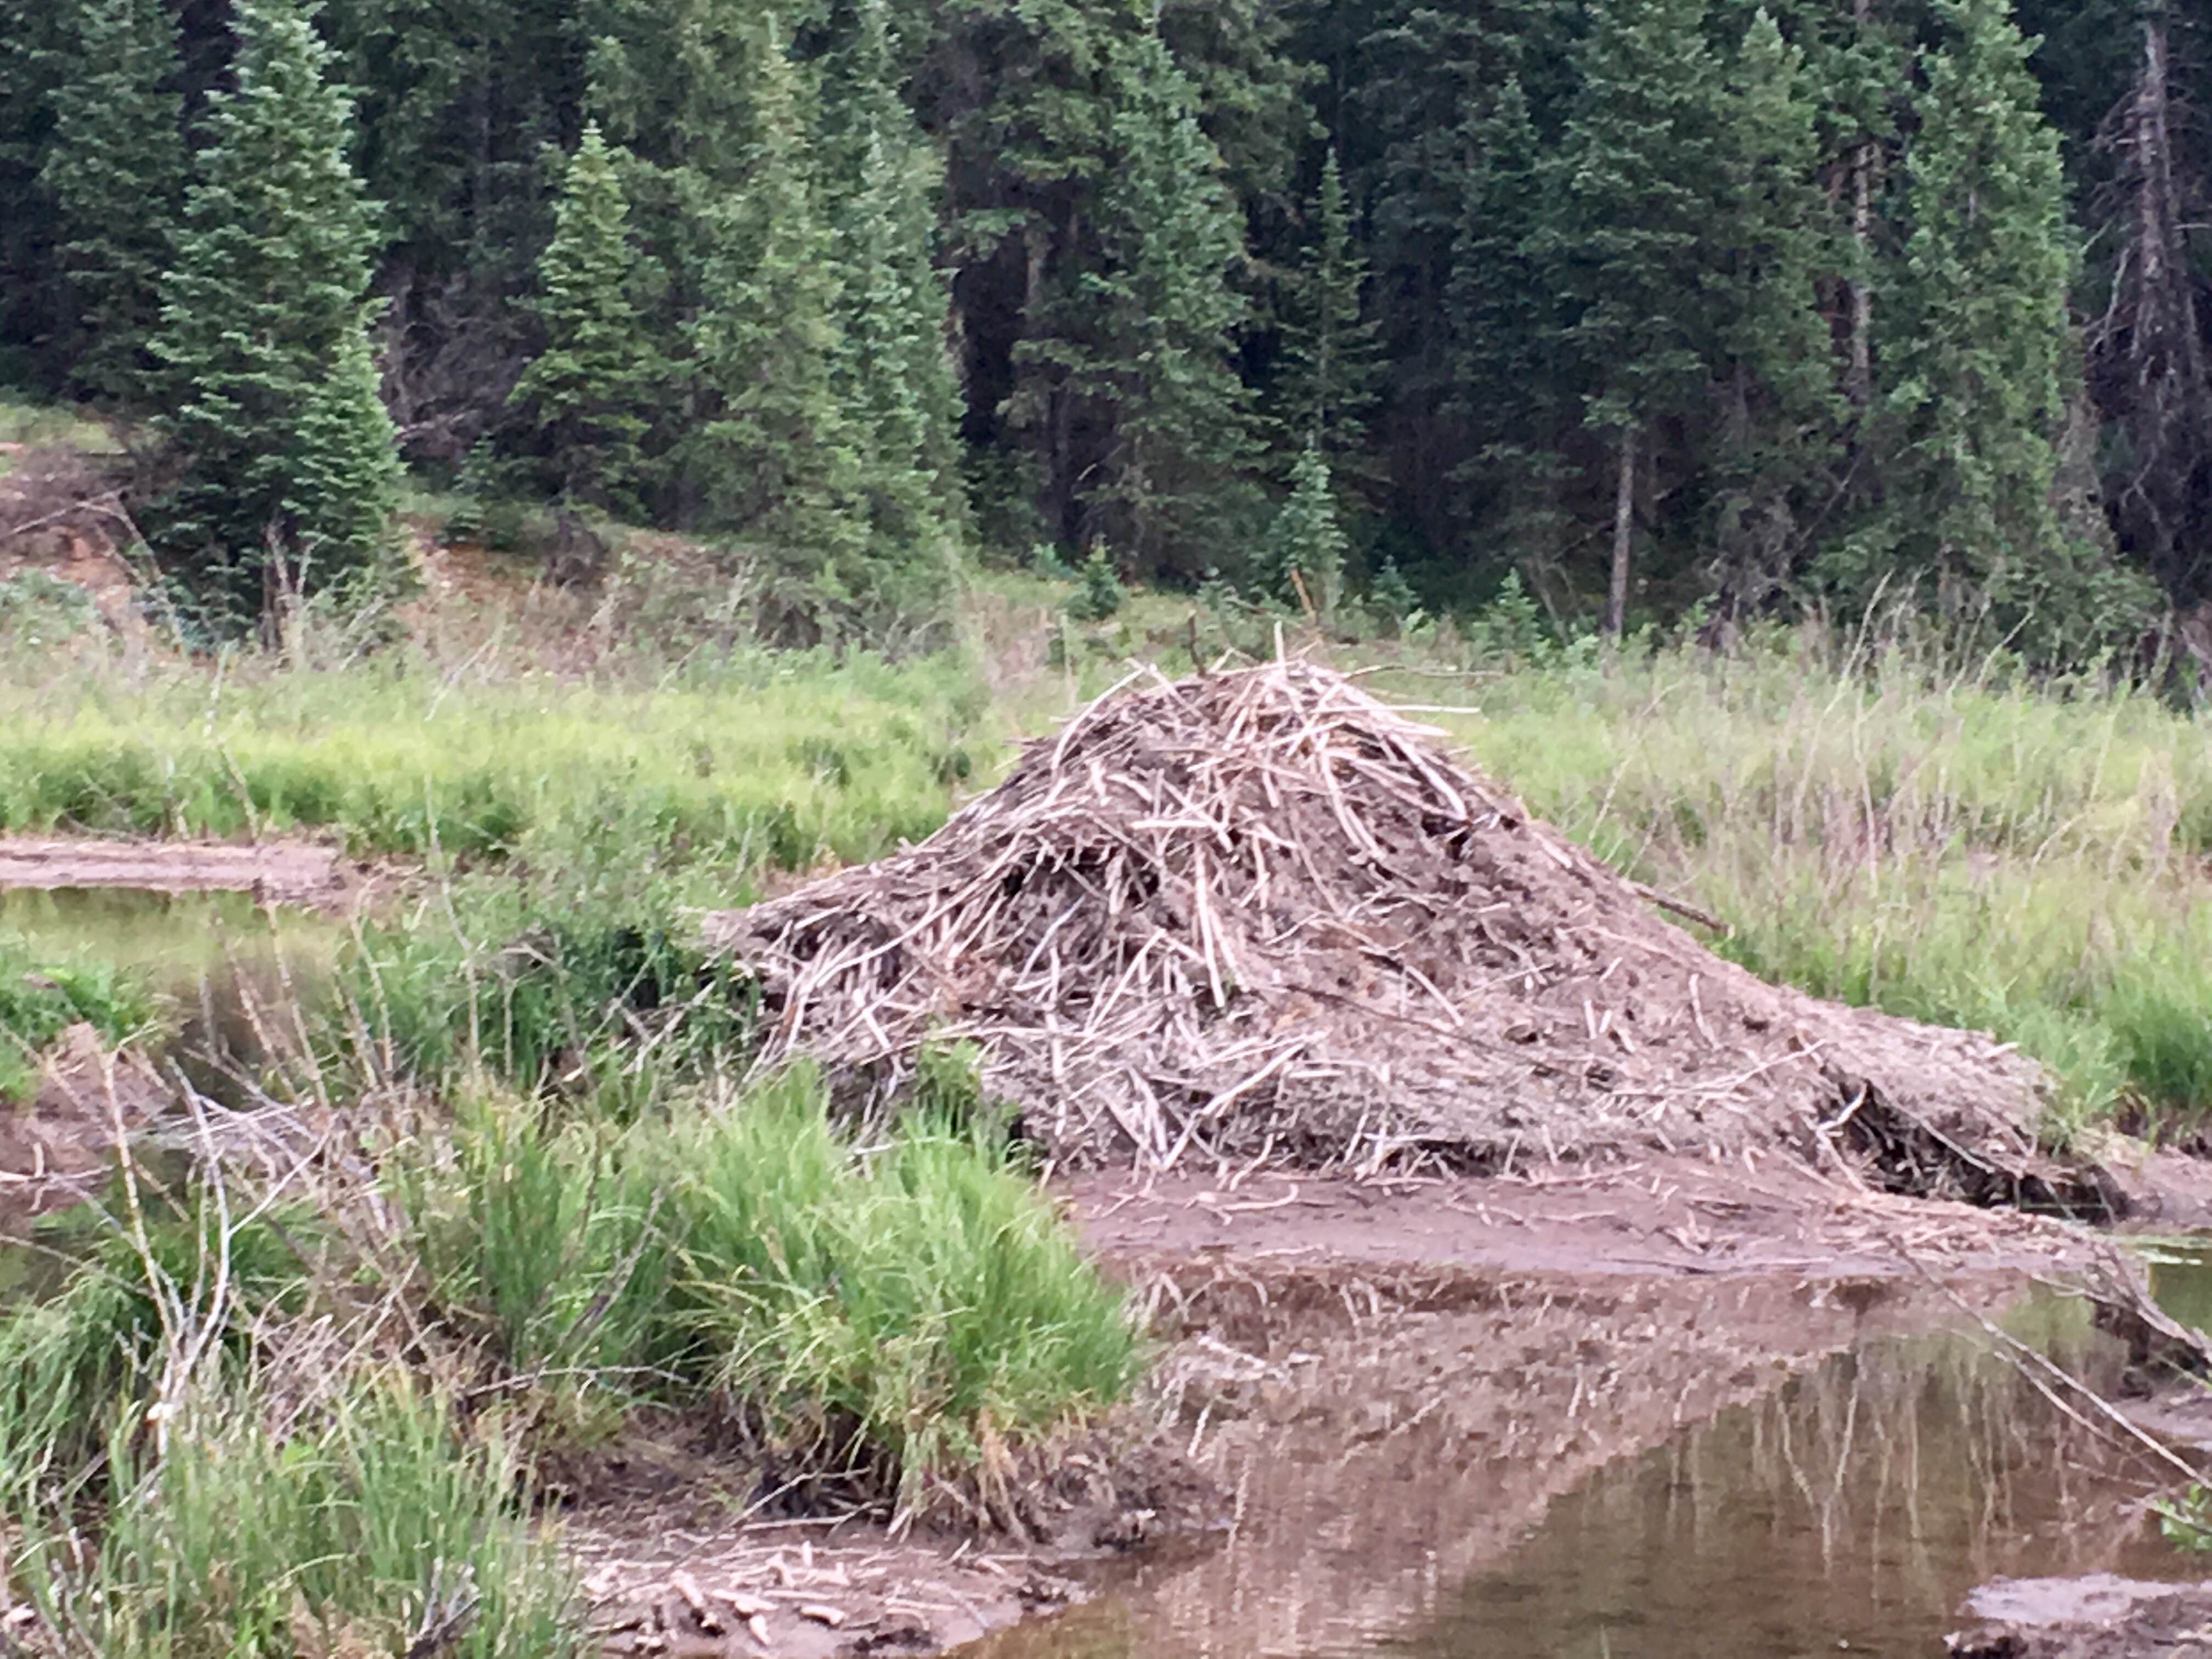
[0,1023,170,1227]
[1061,1151,2089,1287]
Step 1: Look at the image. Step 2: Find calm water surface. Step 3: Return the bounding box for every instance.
[981,1282,2212,1659]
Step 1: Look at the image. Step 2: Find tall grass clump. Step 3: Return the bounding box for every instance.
[1407,625,2212,1139]
[397,1060,1141,1521]
[0,1193,579,1658]
[3,1376,580,1659]
[654,1063,1139,1517]
[333,870,755,1111]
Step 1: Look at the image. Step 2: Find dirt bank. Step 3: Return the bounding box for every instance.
[0,834,387,909]
[1949,1573,2212,1657]
[1061,1152,2092,1284]
[0,1024,170,1227]
[557,1154,2184,1657]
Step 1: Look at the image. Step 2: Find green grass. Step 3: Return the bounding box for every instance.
[402,1059,1141,1519]
[0,396,114,455]
[0,646,984,867]
[0,929,156,1099]
[0,1185,578,1658]
[0,1055,1135,1648]
[1390,628,2212,1139]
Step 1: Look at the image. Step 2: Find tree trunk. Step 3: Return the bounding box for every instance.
[1844,0,1876,410]
[1606,423,1636,637]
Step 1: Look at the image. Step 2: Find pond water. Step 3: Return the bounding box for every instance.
[0,883,338,1094]
[978,1289,2212,1659]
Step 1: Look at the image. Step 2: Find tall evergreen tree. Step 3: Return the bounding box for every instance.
[40,0,187,405]
[1276,149,1380,465]
[1049,25,1256,573]
[1704,7,1838,613]
[1444,70,1572,570]
[689,16,874,623]
[0,0,70,391]
[318,0,582,462]
[1848,0,2148,646]
[508,121,661,513]
[2083,1,2212,609]
[823,0,967,569]
[149,0,402,624]
[1543,0,1728,634]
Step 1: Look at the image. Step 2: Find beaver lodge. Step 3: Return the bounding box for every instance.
[705,662,2111,1210]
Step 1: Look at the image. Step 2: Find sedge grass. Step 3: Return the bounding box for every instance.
[1401,628,2212,1138]
[0,646,984,869]
[397,1060,1141,1517]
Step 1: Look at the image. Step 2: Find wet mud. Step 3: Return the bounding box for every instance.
[1950,1574,2212,1658]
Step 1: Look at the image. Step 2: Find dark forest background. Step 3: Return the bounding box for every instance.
[3,0,2209,658]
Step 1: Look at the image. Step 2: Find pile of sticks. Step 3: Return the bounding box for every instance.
[706,661,2052,1175]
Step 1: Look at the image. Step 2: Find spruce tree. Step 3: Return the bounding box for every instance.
[508,121,661,514]
[1445,72,1573,561]
[1542,0,1728,634]
[1276,149,1381,465]
[1260,441,1350,616]
[1060,25,1256,573]
[1855,0,2150,649]
[2081,2,2212,608]
[40,0,187,406]
[822,0,967,575]
[1705,7,1838,613]
[689,15,872,622]
[149,0,402,627]
[0,0,69,392]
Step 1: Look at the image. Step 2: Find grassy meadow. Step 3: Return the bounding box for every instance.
[4,551,2212,1650]
[1425,634,2212,1143]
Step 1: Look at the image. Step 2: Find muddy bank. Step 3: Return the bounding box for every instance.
[552,1157,2203,1658]
[0,834,383,909]
[0,1024,170,1226]
[1950,1574,2212,1658]
[1062,1153,2095,1284]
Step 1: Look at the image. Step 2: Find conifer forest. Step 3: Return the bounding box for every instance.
[3,0,2211,661]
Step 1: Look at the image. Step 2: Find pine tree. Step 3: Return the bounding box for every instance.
[1058,25,1256,574]
[689,15,872,620]
[1855,0,2151,648]
[149,0,402,627]
[1276,149,1380,464]
[40,0,187,405]
[1260,441,1350,616]
[822,0,967,575]
[1542,0,1729,634]
[507,121,661,514]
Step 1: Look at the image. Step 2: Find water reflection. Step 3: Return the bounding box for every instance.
[1418,1322,2182,1659]
[978,1291,2199,1659]
[0,884,336,1094]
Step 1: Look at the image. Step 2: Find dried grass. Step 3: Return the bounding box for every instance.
[706,662,2055,1176]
